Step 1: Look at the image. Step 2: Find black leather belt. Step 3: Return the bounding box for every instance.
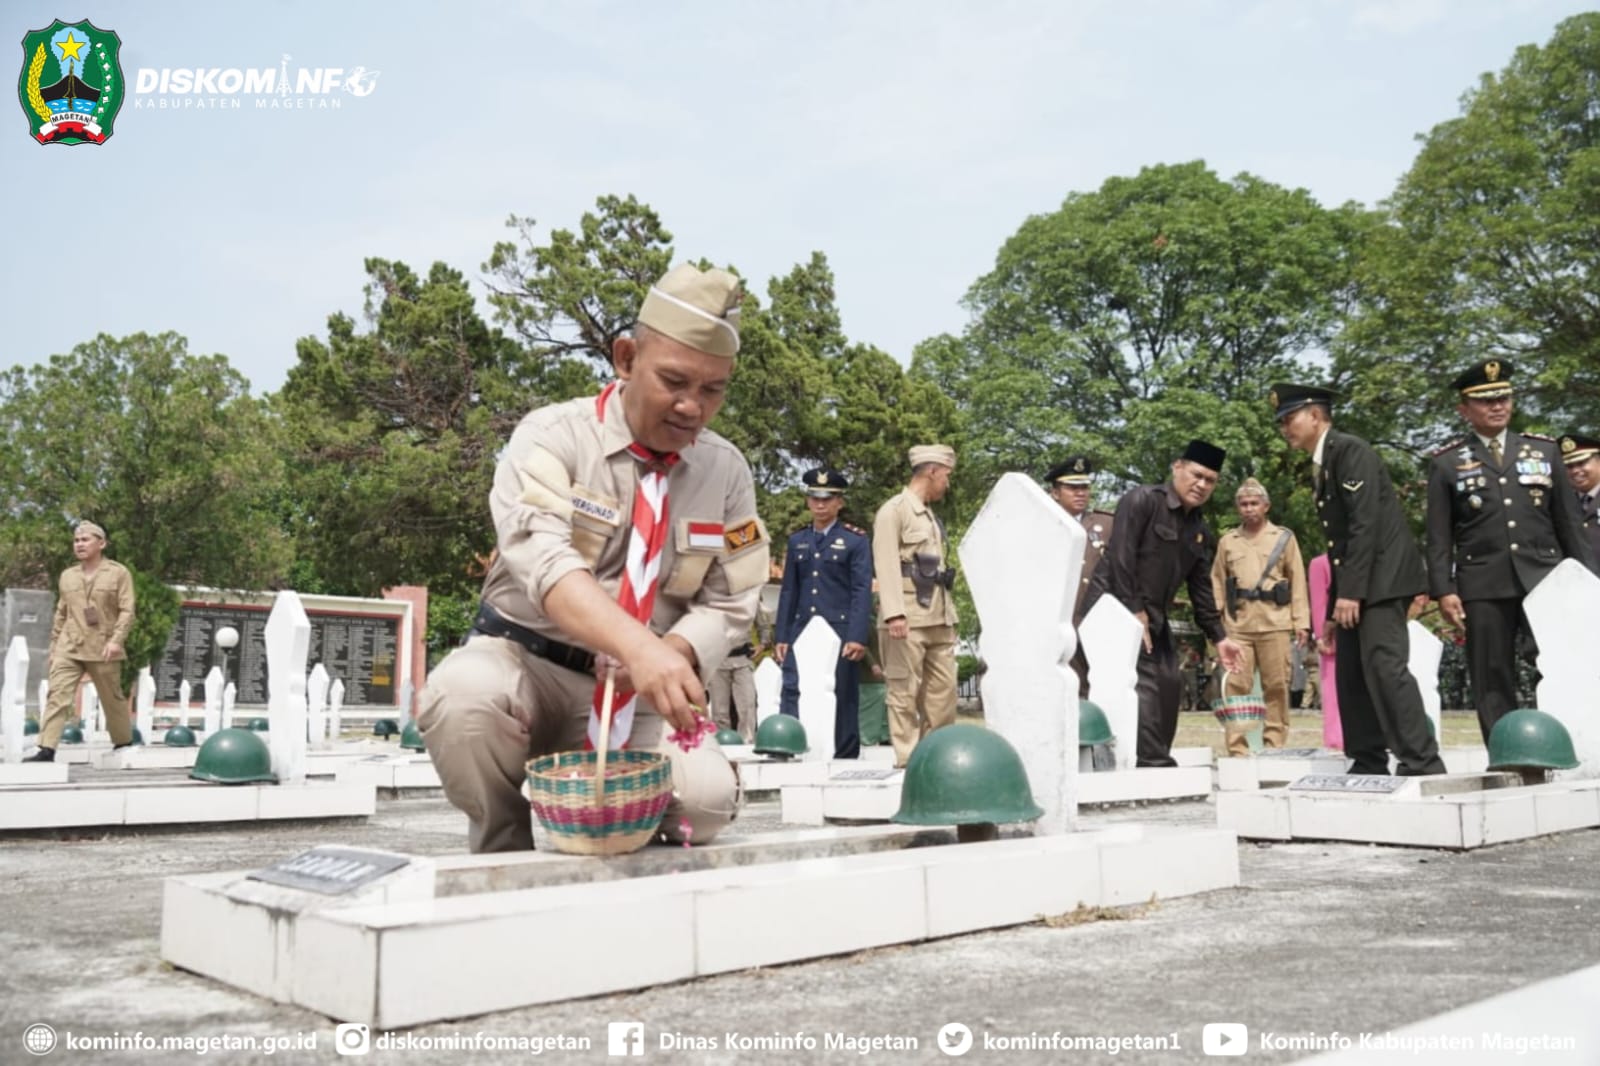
[1236,588,1270,601]
[471,603,595,675]
[729,643,754,658]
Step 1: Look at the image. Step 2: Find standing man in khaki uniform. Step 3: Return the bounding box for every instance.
[1209,478,1310,756]
[872,445,959,767]
[1044,456,1114,697]
[418,264,770,852]
[28,521,136,762]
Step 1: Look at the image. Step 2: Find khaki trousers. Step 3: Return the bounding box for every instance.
[707,653,757,741]
[1223,630,1292,756]
[882,623,957,767]
[41,657,132,748]
[417,635,666,853]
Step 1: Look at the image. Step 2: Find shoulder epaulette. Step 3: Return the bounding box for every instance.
[1430,436,1467,457]
[1522,431,1555,443]
[1089,509,1115,520]
[790,525,811,537]
[842,521,868,536]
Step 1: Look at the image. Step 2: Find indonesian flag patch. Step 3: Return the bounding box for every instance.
[687,521,725,551]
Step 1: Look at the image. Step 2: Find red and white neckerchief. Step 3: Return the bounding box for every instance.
[588,382,680,750]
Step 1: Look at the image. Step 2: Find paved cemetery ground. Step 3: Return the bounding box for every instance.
[2,757,1597,1065]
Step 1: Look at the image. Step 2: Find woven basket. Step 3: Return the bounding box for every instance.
[1214,694,1267,726]
[526,749,673,856]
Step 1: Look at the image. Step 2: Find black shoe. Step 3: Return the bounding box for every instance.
[112,743,133,752]
[23,747,55,763]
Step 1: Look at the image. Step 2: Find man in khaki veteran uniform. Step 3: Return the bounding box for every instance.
[1045,456,1114,697]
[1209,478,1310,756]
[29,521,136,761]
[873,445,959,767]
[418,264,769,852]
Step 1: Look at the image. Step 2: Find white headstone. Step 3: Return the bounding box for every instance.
[1524,559,1600,777]
[203,667,224,734]
[1406,621,1443,743]
[265,590,312,784]
[37,679,48,724]
[398,678,415,727]
[307,663,330,744]
[1080,595,1144,771]
[3,636,29,764]
[83,681,102,735]
[792,616,842,761]
[222,681,237,730]
[753,658,782,727]
[135,667,156,737]
[958,472,1083,834]
[177,679,192,729]
[328,677,346,742]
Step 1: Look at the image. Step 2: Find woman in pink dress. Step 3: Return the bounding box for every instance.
[1307,552,1340,749]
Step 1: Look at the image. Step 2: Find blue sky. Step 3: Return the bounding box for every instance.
[3,0,1593,395]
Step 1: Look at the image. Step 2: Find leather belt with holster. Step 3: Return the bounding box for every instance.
[728,643,754,658]
[901,552,957,608]
[471,602,595,675]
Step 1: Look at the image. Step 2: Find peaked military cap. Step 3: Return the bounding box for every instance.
[637,263,743,358]
[1045,457,1095,486]
[1451,359,1514,400]
[802,467,849,497]
[1270,383,1336,420]
[1180,439,1226,472]
[1559,432,1600,465]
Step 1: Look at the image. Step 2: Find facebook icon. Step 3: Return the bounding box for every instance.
[608,1021,645,1057]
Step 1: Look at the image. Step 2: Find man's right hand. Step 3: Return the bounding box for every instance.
[1134,610,1153,654]
[1438,593,1466,630]
[617,637,705,734]
[773,643,789,665]
[886,617,908,640]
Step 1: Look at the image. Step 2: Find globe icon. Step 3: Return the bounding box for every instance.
[24,1022,57,1055]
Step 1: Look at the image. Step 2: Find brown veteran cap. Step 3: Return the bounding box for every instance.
[909,444,956,469]
[1451,359,1514,400]
[637,263,743,358]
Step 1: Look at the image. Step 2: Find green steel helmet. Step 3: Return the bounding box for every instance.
[248,717,270,732]
[190,727,278,785]
[399,719,424,751]
[164,724,198,748]
[130,727,145,746]
[1487,708,1579,772]
[24,719,39,735]
[1079,700,1113,746]
[59,726,85,744]
[892,724,1043,826]
[753,713,808,758]
[713,728,744,747]
[373,718,399,738]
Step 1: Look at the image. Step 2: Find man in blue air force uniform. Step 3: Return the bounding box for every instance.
[775,468,874,758]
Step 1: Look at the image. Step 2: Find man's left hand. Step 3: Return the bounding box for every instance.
[103,641,124,660]
[1294,629,1309,649]
[841,642,866,661]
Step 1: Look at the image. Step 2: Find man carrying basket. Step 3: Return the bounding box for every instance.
[418,264,770,852]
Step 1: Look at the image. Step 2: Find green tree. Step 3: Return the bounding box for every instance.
[0,332,290,598]
[1338,13,1600,443]
[276,259,531,600]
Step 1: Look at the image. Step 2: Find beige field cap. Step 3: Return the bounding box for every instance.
[75,520,107,540]
[637,264,744,358]
[909,445,956,469]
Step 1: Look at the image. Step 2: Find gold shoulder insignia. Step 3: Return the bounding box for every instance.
[1431,436,1466,457]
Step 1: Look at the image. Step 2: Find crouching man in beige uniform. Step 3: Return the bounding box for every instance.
[419,264,770,852]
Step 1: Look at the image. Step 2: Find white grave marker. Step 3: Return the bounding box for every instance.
[328,678,346,742]
[307,664,330,744]
[958,472,1082,834]
[753,658,782,728]
[83,681,102,735]
[398,678,415,728]
[178,679,192,730]
[222,682,237,730]
[1080,596,1144,771]
[1525,558,1600,777]
[136,667,156,737]
[37,679,48,725]
[1406,620,1443,742]
[3,636,28,764]
[203,667,223,734]
[265,591,312,784]
[792,616,842,762]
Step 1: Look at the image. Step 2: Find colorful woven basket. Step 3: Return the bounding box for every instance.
[526,749,674,856]
[1214,694,1267,726]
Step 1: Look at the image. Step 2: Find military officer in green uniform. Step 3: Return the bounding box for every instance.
[1044,456,1114,697]
[1560,432,1600,562]
[1425,360,1596,744]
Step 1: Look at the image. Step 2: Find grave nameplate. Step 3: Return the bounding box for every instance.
[247,846,410,896]
[830,769,899,781]
[1289,774,1405,793]
[1266,748,1333,759]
